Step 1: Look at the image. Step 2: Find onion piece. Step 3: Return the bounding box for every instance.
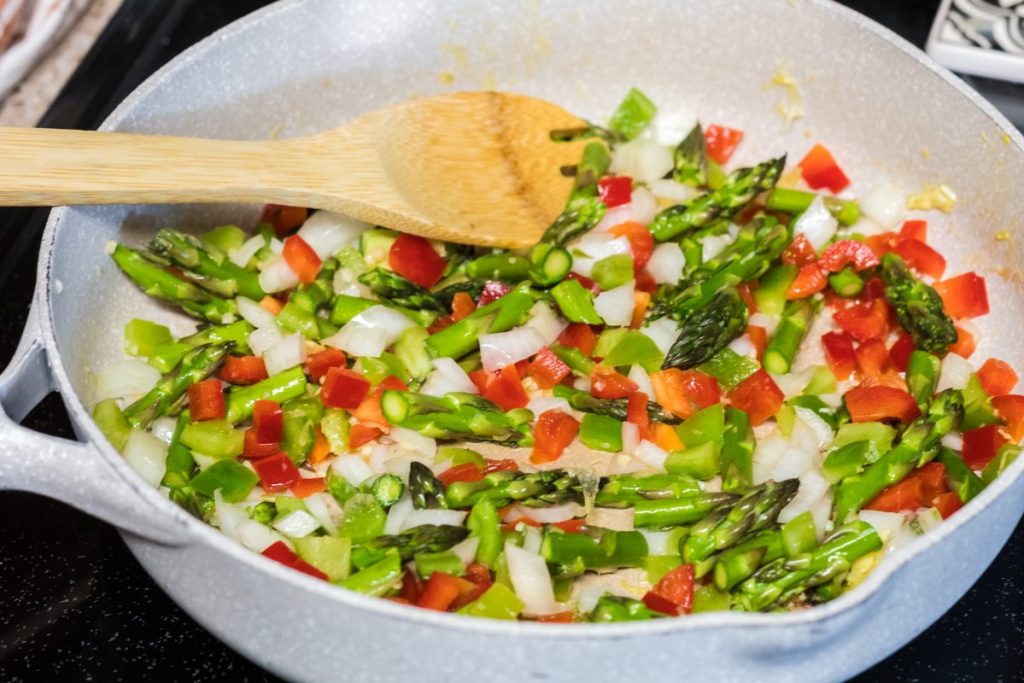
[915,507,943,534]
[633,440,668,470]
[702,233,734,262]
[859,509,907,547]
[792,195,838,251]
[388,426,436,460]
[258,257,300,294]
[728,334,757,360]
[122,429,168,487]
[421,357,478,397]
[629,187,658,226]
[504,542,559,616]
[793,406,835,451]
[248,325,285,356]
[778,469,829,523]
[273,509,320,538]
[525,302,567,346]
[628,365,655,398]
[333,454,373,485]
[95,359,161,403]
[648,178,699,203]
[236,296,278,329]
[642,317,679,355]
[860,184,907,229]
[237,520,285,553]
[480,326,546,372]
[384,494,413,535]
[297,210,369,259]
[527,396,572,418]
[649,109,697,147]
[522,525,544,554]
[230,234,265,268]
[621,421,640,455]
[610,139,674,183]
[149,417,178,445]
[214,490,249,541]
[595,281,635,327]
[263,332,307,376]
[303,492,340,536]
[571,235,632,277]
[321,305,414,358]
[450,536,480,565]
[593,204,635,235]
[639,530,673,556]
[508,502,584,525]
[400,508,467,531]
[647,242,684,285]
[937,352,974,392]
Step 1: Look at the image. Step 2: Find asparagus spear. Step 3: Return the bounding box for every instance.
[549,122,624,145]
[682,479,799,564]
[880,253,957,355]
[445,469,584,509]
[541,526,648,576]
[112,244,237,323]
[123,342,233,428]
[553,386,681,425]
[662,287,748,370]
[632,492,741,528]
[357,524,469,562]
[649,156,786,242]
[434,280,485,310]
[905,350,941,409]
[180,320,254,354]
[833,389,964,522]
[762,298,821,375]
[588,595,657,622]
[148,228,264,300]
[683,222,757,284]
[713,529,784,591]
[733,521,882,611]
[381,390,534,446]
[672,123,709,187]
[409,461,448,509]
[357,267,444,311]
[540,195,607,247]
[595,473,702,507]
[161,412,199,514]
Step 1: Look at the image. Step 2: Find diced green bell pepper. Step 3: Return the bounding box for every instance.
[550,279,602,324]
[579,413,623,452]
[414,551,465,579]
[92,398,132,451]
[591,254,634,290]
[697,348,760,390]
[338,548,401,595]
[607,87,657,141]
[982,444,1021,485]
[180,419,244,458]
[664,441,719,480]
[456,582,523,620]
[602,331,664,373]
[124,319,173,359]
[189,459,258,502]
[467,498,501,567]
[338,493,386,543]
[294,535,352,582]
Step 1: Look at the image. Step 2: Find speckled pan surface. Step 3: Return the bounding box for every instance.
[0,0,1023,681]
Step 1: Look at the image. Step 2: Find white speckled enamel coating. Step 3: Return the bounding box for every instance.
[1,1,1023,681]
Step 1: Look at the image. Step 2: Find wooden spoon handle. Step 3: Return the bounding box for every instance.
[0,127,300,207]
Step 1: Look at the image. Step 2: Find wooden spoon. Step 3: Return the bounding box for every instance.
[0,91,590,248]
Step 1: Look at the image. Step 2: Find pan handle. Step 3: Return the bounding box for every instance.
[0,304,194,546]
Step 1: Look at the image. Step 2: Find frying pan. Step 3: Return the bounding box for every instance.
[1,1,1022,681]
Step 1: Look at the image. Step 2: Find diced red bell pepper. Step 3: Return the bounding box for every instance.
[934,273,989,319]
[746,325,768,361]
[962,425,1007,470]
[291,476,327,498]
[631,290,651,329]
[530,410,580,464]
[818,240,880,273]
[536,611,580,623]
[864,232,898,259]
[728,370,784,426]
[610,221,654,272]
[451,291,476,321]
[253,399,284,443]
[187,378,225,421]
[479,365,530,411]
[399,569,424,603]
[261,541,328,581]
[320,366,371,410]
[416,571,473,611]
[647,563,695,615]
[949,325,976,359]
[590,365,639,399]
[427,315,454,335]
[798,143,850,193]
[898,220,927,243]
[282,235,322,285]
[891,239,946,280]
[737,282,758,314]
[634,268,657,295]
[855,338,894,379]
[865,462,948,514]
[260,204,308,238]
[464,562,493,586]
[627,391,651,440]
[253,452,302,492]
[651,369,721,420]
[704,125,744,165]
[349,422,384,449]
[992,394,1024,442]
[243,428,279,459]
[477,280,514,306]
[558,323,598,357]
[527,347,571,390]
[786,263,828,300]
[977,358,1019,397]
[351,376,407,426]
[306,348,347,383]
[642,591,681,616]
[845,384,920,423]
[888,333,915,373]
[822,331,857,380]
[597,176,632,208]
[388,233,446,288]
[218,355,268,385]
[781,234,818,267]
[438,462,485,486]
[932,491,963,519]
[833,298,890,342]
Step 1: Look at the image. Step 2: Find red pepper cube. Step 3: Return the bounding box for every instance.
[649,563,695,615]
[962,425,1008,470]
[934,273,989,319]
[822,331,857,380]
[833,299,890,342]
[781,234,818,267]
[610,221,654,272]
[798,143,850,193]
[187,379,225,421]
[786,263,827,300]
[854,338,894,379]
[252,399,284,443]
[932,491,963,519]
[597,176,632,208]
[844,385,920,423]
[590,365,638,399]
[348,422,385,450]
[253,452,301,493]
[477,280,514,307]
[530,410,580,465]
[480,365,530,411]
[949,325,976,359]
[306,348,347,383]
[260,205,308,238]
[704,125,744,165]
[389,233,446,288]
[976,358,1019,397]
[243,428,280,459]
[818,240,879,273]
[558,323,598,357]
[218,355,268,385]
[888,333,916,374]
[321,366,371,409]
[527,347,571,390]
[728,370,783,426]
[992,394,1024,442]
[282,234,322,284]
[892,238,946,280]
[898,220,928,243]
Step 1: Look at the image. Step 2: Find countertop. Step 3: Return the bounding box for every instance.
[0,1,1021,681]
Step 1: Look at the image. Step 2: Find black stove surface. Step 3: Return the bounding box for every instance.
[0,1,1020,681]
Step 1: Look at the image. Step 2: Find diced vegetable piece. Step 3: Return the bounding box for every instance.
[892,238,946,280]
[798,143,850,193]
[833,299,889,342]
[187,378,225,421]
[579,413,624,452]
[934,273,989,319]
[551,279,603,324]
[253,452,302,492]
[389,234,445,288]
[962,425,1007,470]
[981,444,1021,485]
[527,348,572,389]
[590,365,638,399]
[609,221,655,272]
[531,410,580,464]
[261,205,308,238]
[728,370,783,426]
[821,331,857,381]
[180,419,244,458]
[261,541,328,581]
[321,366,371,410]
[598,176,632,208]
[818,240,879,273]
[977,358,1018,397]
[992,394,1024,442]
[844,385,920,423]
[704,125,744,165]
[219,355,268,385]
[608,87,657,140]
[190,459,258,502]
[282,235,322,284]
[93,399,132,451]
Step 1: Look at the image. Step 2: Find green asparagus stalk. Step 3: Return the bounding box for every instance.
[833,389,964,522]
[445,469,583,509]
[180,320,254,354]
[355,524,469,563]
[358,267,444,311]
[733,522,882,611]
[682,479,799,564]
[672,123,709,187]
[541,526,648,577]
[936,447,985,503]
[765,188,860,226]
[649,156,786,242]
[161,412,199,513]
[409,461,448,509]
[880,253,957,355]
[588,595,657,622]
[381,390,534,446]
[632,492,741,528]
[762,298,821,374]
[684,222,757,284]
[721,407,755,491]
[224,365,308,423]
[112,244,237,323]
[540,192,607,246]
[123,342,232,428]
[148,227,265,300]
[905,350,941,409]
[713,529,784,591]
[552,385,681,425]
[434,280,485,310]
[595,473,702,507]
[466,252,534,282]
[827,267,864,298]
[661,287,748,370]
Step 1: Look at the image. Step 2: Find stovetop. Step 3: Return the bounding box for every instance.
[0,1,1020,681]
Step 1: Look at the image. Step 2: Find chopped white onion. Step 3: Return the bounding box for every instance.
[628,365,655,398]
[263,332,307,375]
[525,302,567,346]
[649,178,699,203]
[647,242,685,285]
[333,455,373,486]
[269,237,284,255]
[778,469,829,523]
[480,326,546,372]
[527,396,573,418]
[595,281,635,327]
[593,204,635,235]
[504,542,559,616]
[649,108,697,146]
[571,235,631,277]
[610,139,674,183]
[297,210,369,259]
[793,406,835,451]
[384,494,413,535]
[450,536,480,565]
[230,234,265,267]
[858,509,907,548]
[95,359,161,403]
[122,429,168,487]
[915,507,944,534]
[321,305,414,358]
[303,492,340,536]
[420,357,479,397]
[639,530,673,556]
[793,195,838,251]
[728,334,757,360]
[237,520,284,553]
[860,184,907,229]
[388,427,437,459]
[585,506,635,531]
[400,508,467,531]
[941,432,964,451]
[770,366,816,399]
[937,352,974,392]
[633,440,668,470]
[702,233,734,262]
[213,490,249,541]
[258,257,300,293]
[149,417,178,445]
[273,509,320,538]
[522,525,544,554]
[643,317,679,355]
[368,444,391,473]
[752,434,790,484]
[621,421,640,455]
[508,502,585,525]
[574,376,591,392]
[629,187,659,226]
[749,312,781,335]
[248,325,285,356]
[577,584,609,614]
[236,296,278,329]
